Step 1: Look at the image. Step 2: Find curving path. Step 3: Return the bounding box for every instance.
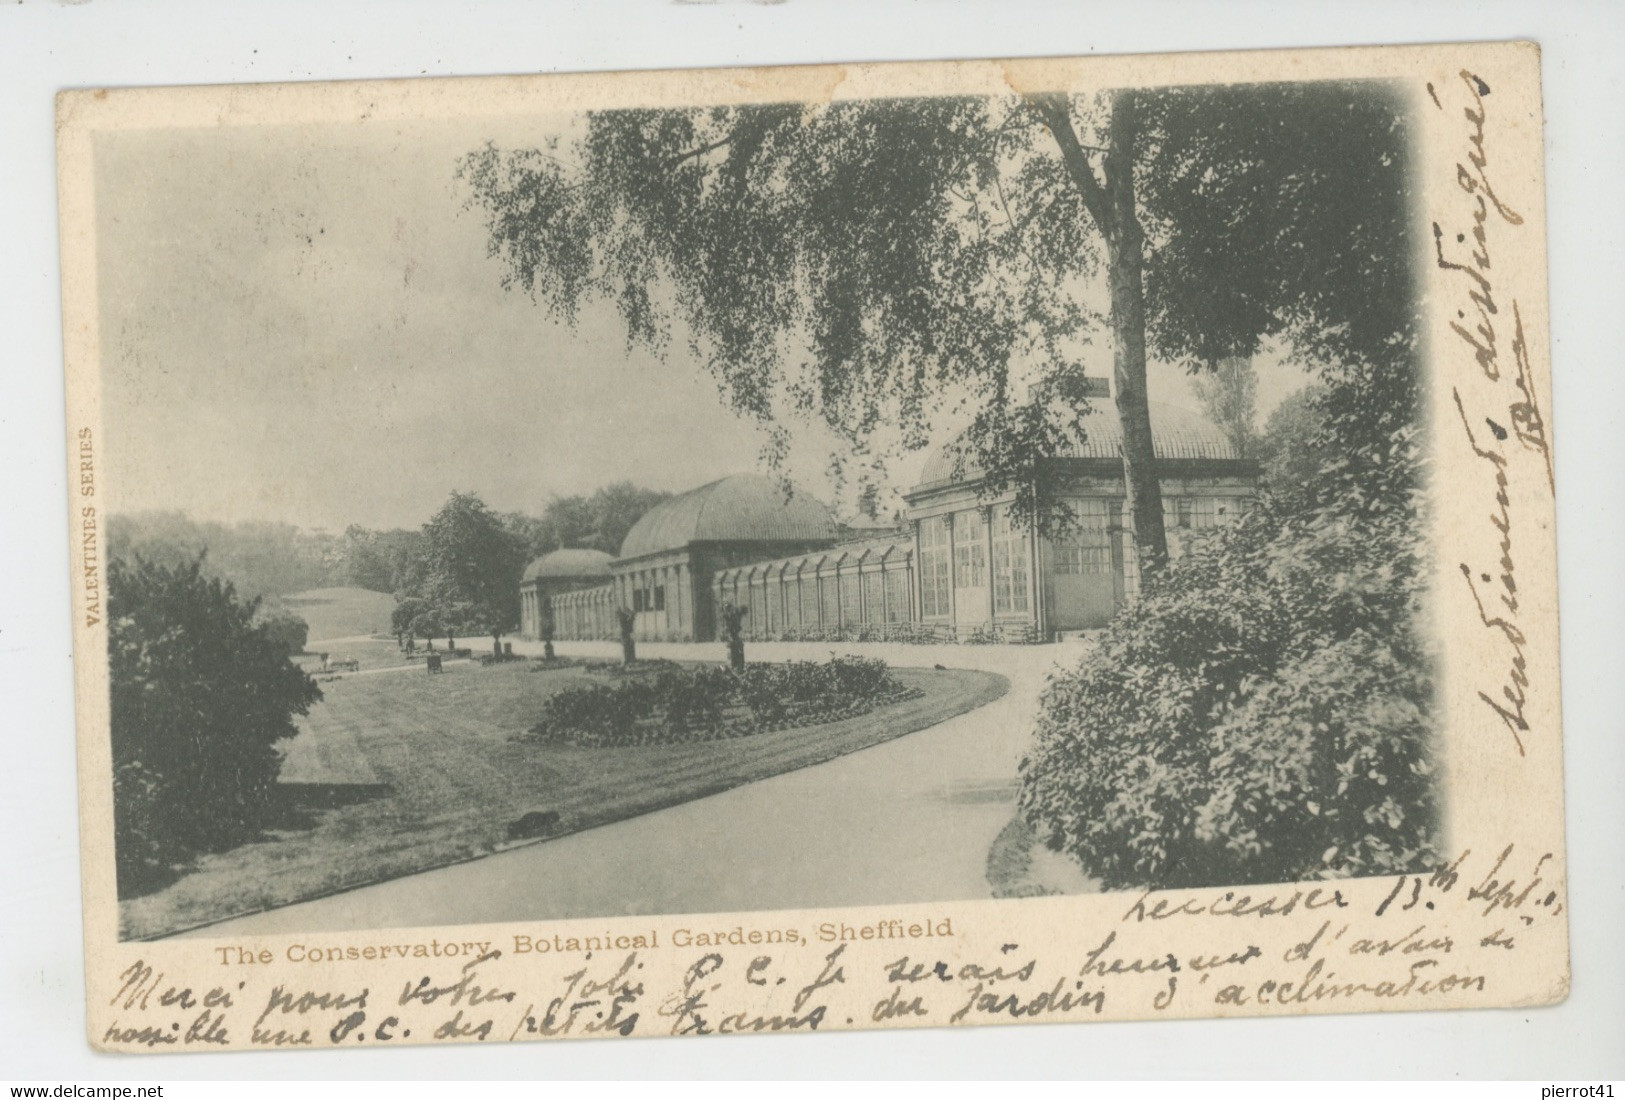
[186,638,1087,937]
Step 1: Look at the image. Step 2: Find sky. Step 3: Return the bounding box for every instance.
[93,112,1304,535]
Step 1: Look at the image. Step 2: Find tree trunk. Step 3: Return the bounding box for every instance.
[1033,90,1169,576]
[492,633,502,658]
[1101,91,1169,574]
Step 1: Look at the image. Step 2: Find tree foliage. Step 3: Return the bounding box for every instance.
[256,610,311,656]
[419,491,528,647]
[460,81,1417,562]
[1019,454,1437,888]
[107,512,437,602]
[459,79,1435,888]
[1255,383,1336,495]
[342,525,425,594]
[507,481,673,558]
[1190,356,1259,459]
[109,555,322,898]
[108,512,344,600]
[1010,86,1430,890]
[587,482,674,556]
[1019,300,1434,888]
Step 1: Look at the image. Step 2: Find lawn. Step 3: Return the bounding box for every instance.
[279,584,505,675]
[120,657,1009,939]
[291,635,469,676]
[275,586,395,643]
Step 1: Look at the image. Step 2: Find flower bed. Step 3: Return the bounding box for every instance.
[522,656,921,747]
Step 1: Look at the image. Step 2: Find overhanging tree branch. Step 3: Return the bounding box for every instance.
[1025,93,1112,231]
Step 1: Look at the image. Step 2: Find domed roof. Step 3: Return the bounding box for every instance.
[618,473,837,560]
[522,547,615,583]
[916,401,1241,488]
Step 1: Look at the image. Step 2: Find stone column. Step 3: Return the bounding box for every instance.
[984,505,997,628]
[909,519,924,623]
[1028,520,1044,640]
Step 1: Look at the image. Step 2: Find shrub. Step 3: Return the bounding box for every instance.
[108,555,323,898]
[823,654,896,698]
[527,656,914,747]
[258,610,311,655]
[658,666,734,731]
[1019,456,1440,890]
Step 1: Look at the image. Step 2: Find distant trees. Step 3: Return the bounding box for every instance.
[390,595,431,649]
[394,491,528,656]
[1191,356,1259,460]
[507,482,672,559]
[341,525,426,594]
[1254,383,1335,496]
[107,513,344,600]
[110,483,667,629]
[109,555,322,898]
[106,512,435,601]
[588,483,672,555]
[537,495,598,554]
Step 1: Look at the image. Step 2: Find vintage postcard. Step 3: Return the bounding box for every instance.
[57,40,1565,1053]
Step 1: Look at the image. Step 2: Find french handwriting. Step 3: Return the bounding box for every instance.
[1431,67,1549,754]
[94,847,1565,1051]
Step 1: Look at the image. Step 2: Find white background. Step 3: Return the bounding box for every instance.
[2,0,1621,1080]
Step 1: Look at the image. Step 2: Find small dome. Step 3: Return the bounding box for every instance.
[916,400,1241,488]
[522,548,615,583]
[618,473,837,560]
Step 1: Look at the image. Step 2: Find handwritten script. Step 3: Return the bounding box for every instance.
[94,845,1565,1052]
[1430,68,1552,756]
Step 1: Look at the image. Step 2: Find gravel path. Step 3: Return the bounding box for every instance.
[188,638,1088,935]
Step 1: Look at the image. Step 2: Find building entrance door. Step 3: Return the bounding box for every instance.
[1048,499,1119,630]
[952,509,990,635]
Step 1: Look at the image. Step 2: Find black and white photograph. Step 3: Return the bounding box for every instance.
[91,74,1438,943]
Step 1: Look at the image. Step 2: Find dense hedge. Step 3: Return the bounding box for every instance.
[526,656,917,747]
[1019,410,1440,890]
[109,556,323,898]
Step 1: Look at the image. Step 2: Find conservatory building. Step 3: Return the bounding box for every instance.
[522,394,1257,645]
[518,548,615,641]
[902,398,1257,638]
[604,473,839,642]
